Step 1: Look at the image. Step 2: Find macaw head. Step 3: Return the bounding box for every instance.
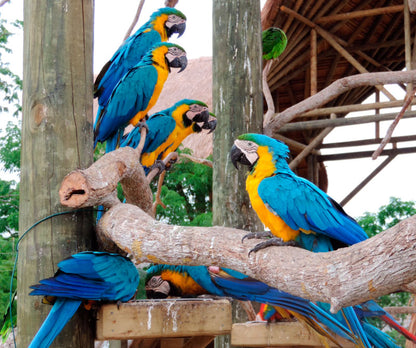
[150,8,187,39]
[160,42,188,72]
[230,133,289,171]
[177,99,210,125]
[145,275,171,299]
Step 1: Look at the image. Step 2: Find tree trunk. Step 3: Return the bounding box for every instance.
[18,0,94,347]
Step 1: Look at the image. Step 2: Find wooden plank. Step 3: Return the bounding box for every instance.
[231,322,356,347]
[183,336,215,348]
[96,299,232,340]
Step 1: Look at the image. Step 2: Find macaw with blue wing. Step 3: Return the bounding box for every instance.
[93,42,188,153]
[230,133,416,347]
[120,99,215,172]
[28,251,139,348]
[145,264,361,346]
[94,7,186,107]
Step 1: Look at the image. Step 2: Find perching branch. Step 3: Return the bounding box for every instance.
[60,146,416,313]
[265,70,416,136]
[95,202,416,313]
[122,0,145,41]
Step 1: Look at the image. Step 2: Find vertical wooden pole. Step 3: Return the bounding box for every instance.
[18,0,94,347]
[310,29,318,96]
[212,0,263,231]
[404,0,413,93]
[212,1,264,346]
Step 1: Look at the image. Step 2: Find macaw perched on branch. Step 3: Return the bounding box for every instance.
[93,42,188,152]
[230,133,416,347]
[145,264,361,346]
[120,99,215,172]
[28,251,139,348]
[94,7,186,107]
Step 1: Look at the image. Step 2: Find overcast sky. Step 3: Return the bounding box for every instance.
[1,0,416,218]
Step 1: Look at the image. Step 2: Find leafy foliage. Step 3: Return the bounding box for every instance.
[153,149,213,226]
[0,17,22,116]
[357,197,416,345]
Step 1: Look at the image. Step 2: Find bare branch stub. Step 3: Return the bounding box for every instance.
[59,146,153,215]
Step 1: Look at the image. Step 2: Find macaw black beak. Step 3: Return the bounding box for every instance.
[170,55,188,72]
[145,276,171,299]
[167,22,186,38]
[202,119,217,134]
[193,109,210,123]
[230,144,253,169]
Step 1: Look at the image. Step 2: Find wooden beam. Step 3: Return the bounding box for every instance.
[301,99,416,117]
[318,146,416,161]
[404,0,413,93]
[280,5,396,101]
[231,322,356,347]
[278,110,416,133]
[316,5,404,24]
[310,29,318,95]
[289,114,336,170]
[96,299,232,340]
[340,155,396,206]
[320,134,416,149]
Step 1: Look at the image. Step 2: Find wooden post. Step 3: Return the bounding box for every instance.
[310,29,318,96]
[212,0,263,230]
[212,1,264,346]
[18,0,94,347]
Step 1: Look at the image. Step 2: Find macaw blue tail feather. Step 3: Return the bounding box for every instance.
[28,299,81,348]
[340,306,372,348]
[361,322,401,348]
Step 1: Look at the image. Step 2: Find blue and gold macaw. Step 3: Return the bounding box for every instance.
[120,99,215,172]
[145,264,360,346]
[28,251,139,348]
[94,7,186,107]
[230,133,416,347]
[93,42,188,153]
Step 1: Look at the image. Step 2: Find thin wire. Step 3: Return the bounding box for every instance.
[8,208,100,348]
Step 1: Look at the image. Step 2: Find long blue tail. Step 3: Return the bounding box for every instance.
[28,299,81,348]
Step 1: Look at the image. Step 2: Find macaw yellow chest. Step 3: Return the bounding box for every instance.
[245,148,299,242]
[130,66,170,126]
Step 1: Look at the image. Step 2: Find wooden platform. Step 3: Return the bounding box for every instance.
[231,322,356,347]
[96,299,359,347]
[96,299,232,341]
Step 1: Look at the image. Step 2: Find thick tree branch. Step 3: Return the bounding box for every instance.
[265,70,416,136]
[96,203,416,313]
[59,147,153,215]
[59,145,416,314]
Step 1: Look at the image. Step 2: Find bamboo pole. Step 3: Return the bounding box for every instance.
[316,5,404,24]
